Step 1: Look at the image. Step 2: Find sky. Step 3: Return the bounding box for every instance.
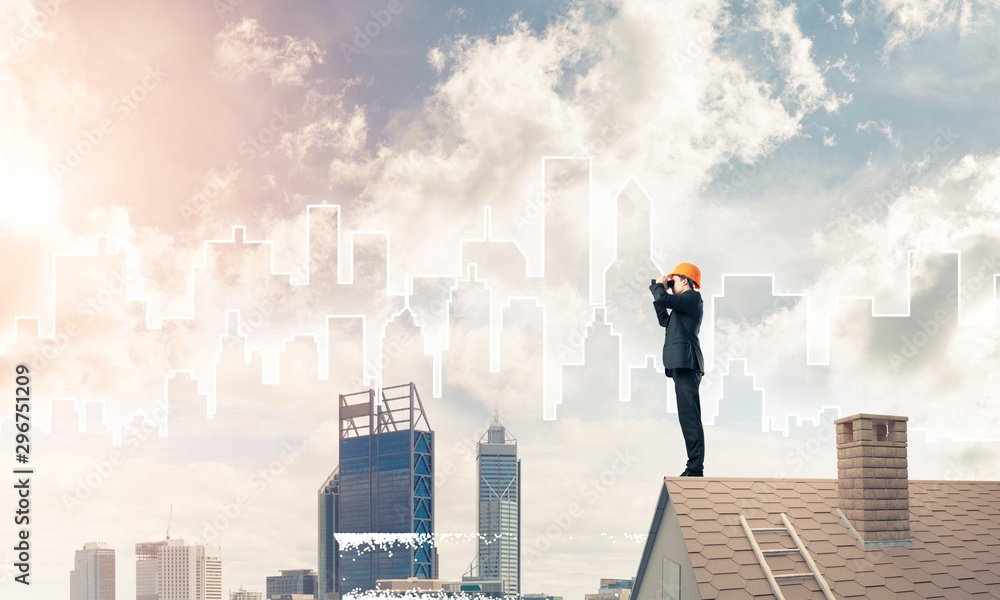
[2,0,1000,598]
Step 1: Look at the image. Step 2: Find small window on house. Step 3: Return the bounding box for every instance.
[874,421,889,442]
[662,556,681,600]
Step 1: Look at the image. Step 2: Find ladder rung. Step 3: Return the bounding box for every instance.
[773,573,813,580]
[761,548,797,554]
[751,527,787,532]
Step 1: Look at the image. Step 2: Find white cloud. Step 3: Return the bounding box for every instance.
[279,87,369,166]
[755,0,849,115]
[313,0,846,278]
[427,46,446,72]
[874,0,1000,54]
[729,149,1000,441]
[857,119,900,147]
[213,17,324,86]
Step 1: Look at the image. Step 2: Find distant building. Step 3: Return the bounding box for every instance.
[229,586,262,600]
[585,578,633,600]
[318,468,339,600]
[331,383,435,595]
[266,569,317,598]
[522,594,562,600]
[444,579,505,598]
[375,577,444,592]
[472,419,520,597]
[155,539,222,600]
[135,540,167,600]
[598,578,633,591]
[70,542,115,600]
[372,578,505,598]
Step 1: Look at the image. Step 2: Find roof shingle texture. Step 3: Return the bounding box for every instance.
[666,478,1000,599]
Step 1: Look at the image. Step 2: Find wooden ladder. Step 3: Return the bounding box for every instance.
[739,512,836,600]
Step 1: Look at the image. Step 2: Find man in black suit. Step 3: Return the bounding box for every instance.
[650,263,705,476]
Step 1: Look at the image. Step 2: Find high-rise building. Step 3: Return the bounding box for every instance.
[135,540,167,600]
[154,539,222,600]
[334,382,435,595]
[266,569,317,598]
[229,586,262,600]
[70,542,116,600]
[472,419,520,597]
[318,468,339,600]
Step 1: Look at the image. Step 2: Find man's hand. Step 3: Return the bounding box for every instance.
[656,275,669,285]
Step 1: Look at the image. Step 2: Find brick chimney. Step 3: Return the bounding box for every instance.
[835,413,910,546]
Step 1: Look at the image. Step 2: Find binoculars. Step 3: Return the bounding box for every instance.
[651,278,675,289]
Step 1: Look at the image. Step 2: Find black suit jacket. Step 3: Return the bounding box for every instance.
[650,283,704,375]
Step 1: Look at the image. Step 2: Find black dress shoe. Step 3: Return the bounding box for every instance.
[680,470,703,477]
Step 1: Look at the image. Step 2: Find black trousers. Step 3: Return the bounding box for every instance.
[670,368,704,474]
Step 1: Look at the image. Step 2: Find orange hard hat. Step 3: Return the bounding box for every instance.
[670,263,701,288]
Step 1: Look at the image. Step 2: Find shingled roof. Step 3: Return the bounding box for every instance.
[631,476,1000,599]
[632,412,1000,599]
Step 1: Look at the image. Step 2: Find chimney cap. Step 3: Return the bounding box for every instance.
[834,413,908,425]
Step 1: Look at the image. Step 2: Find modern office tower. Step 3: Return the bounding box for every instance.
[266,569,317,598]
[155,539,223,600]
[318,468,339,600]
[472,419,520,597]
[229,586,262,600]
[135,540,167,600]
[70,542,116,600]
[335,382,434,594]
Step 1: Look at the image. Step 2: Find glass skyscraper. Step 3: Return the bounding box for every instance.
[135,540,166,600]
[475,419,520,597]
[266,569,317,598]
[70,542,116,600]
[330,382,434,595]
[318,468,339,600]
